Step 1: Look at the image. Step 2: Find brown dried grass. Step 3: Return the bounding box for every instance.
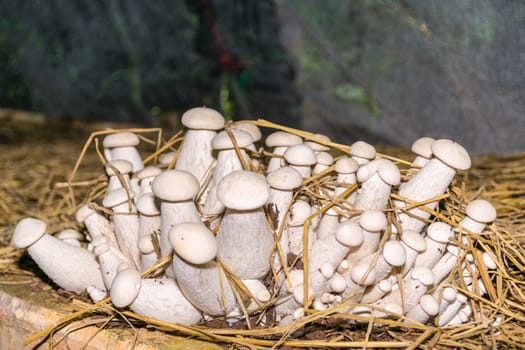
[1,115,524,349]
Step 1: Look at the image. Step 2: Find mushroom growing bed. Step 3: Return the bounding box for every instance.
[1,109,524,349]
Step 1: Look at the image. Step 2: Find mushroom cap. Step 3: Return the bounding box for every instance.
[265,131,302,148]
[105,159,133,176]
[378,279,393,293]
[482,252,497,269]
[75,204,96,223]
[350,141,376,159]
[335,157,359,174]
[110,268,142,308]
[411,137,435,158]
[181,106,225,130]
[284,144,317,166]
[136,193,160,216]
[411,266,435,285]
[211,129,253,150]
[335,221,363,247]
[350,262,376,285]
[217,170,269,210]
[426,222,453,243]
[169,222,218,265]
[138,235,155,254]
[158,152,176,167]
[55,229,84,241]
[375,159,401,185]
[316,151,334,166]
[419,295,439,316]
[287,200,312,226]
[103,132,140,148]
[330,275,347,293]
[382,241,407,266]
[136,165,162,180]
[359,210,387,232]
[266,166,303,190]
[102,187,133,208]
[232,123,262,142]
[11,217,47,249]
[93,242,110,256]
[304,134,331,152]
[442,286,457,302]
[431,139,471,171]
[152,170,200,202]
[401,230,426,252]
[465,199,497,223]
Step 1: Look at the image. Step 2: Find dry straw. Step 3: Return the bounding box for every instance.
[1,117,524,349]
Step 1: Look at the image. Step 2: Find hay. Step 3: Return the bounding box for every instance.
[1,116,524,349]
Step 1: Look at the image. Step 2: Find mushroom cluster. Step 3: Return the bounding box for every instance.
[11,107,497,328]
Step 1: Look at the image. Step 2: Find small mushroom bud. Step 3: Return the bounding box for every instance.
[265,131,303,173]
[283,144,317,179]
[404,294,439,324]
[103,132,144,173]
[414,222,453,269]
[350,141,376,165]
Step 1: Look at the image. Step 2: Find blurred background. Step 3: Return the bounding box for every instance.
[0,0,524,155]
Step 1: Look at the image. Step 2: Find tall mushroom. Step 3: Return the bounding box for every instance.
[103,132,144,173]
[151,169,201,257]
[11,217,106,294]
[283,144,317,179]
[354,158,401,211]
[396,139,471,234]
[216,170,274,279]
[265,131,303,173]
[175,106,225,183]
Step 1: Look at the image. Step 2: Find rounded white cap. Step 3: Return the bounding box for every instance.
[55,229,84,241]
[103,132,140,148]
[316,151,334,166]
[169,222,218,265]
[350,141,376,159]
[411,137,435,158]
[465,199,496,223]
[304,134,331,152]
[442,286,457,302]
[136,165,162,180]
[426,222,453,243]
[359,210,387,232]
[265,131,302,148]
[329,275,347,293]
[181,107,225,130]
[284,144,317,166]
[375,159,401,185]
[419,294,439,316]
[335,221,363,247]
[378,279,392,293]
[158,152,176,167]
[232,123,262,142]
[335,157,359,174]
[431,139,471,171]
[382,241,407,267]
[110,268,142,308]
[12,217,47,248]
[401,230,426,252]
[350,263,376,285]
[152,170,200,202]
[217,170,269,210]
[211,129,253,150]
[102,187,133,208]
[76,204,96,223]
[266,167,303,190]
[287,200,312,226]
[482,252,497,269]
[138,235,155,254]
[411,266,435,285]
[105,159,133,176]
[136,193,160,216]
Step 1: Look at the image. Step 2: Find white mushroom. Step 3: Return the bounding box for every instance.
[354,158,400,211]
[175,107,225,183]
[437,292,468,326]
[333,157,359,203]
[366,240,407,283]
[152,170,201,257]
[346,210,387,266]
[11,217,106,294]
[402,266,436,312]
[55,229,84,247]
[110,268,202,325]
[103,187,140,268]
[404,294,439,324]
[283,144,317,179]
[76,204,119,250]
[349,141,376,165]
[361,278,393,304]
[396,139,471,234]
[285,199,314,257]
[136,165,162,196]
[168,223,238,316]
[406,137,435,174]
[202,129,253,216]
[399,229,426,276]
[459,199,497,234]
[414,222,453,269]
[265,131,303,173]
[313,151,334,175]
[216,170,273,279]
[135,193,161,271]
[93,238,130,289]
[105,159,133,193]
[103,132,144,173]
